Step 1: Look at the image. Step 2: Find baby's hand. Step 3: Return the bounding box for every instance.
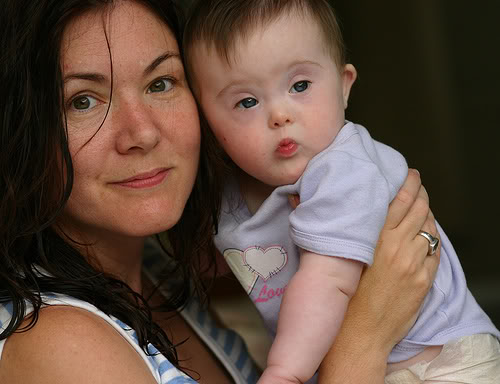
[258,365,303,384]
[287,193,300,209]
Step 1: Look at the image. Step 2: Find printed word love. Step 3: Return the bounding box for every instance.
[255,284,287,303]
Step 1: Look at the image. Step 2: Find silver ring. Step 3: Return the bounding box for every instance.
[417,230,439,255]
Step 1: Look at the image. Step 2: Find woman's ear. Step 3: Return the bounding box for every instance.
[342,64,357,109]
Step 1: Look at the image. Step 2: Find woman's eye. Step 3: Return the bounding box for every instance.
[70,95,98,111]
[290,80,310,93]
[147,78,174,93]
[236,97,258,109]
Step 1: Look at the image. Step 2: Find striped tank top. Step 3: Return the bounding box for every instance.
[0,241,260,383]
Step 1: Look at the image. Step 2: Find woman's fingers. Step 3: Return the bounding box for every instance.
[356,173,442,348]
[419,202,437,236]
[423,236,440,282]
[401,185,429,236]
[384,169,422,230]
[418,207,441,268]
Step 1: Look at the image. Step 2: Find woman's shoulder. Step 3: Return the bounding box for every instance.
[0,304,158,384]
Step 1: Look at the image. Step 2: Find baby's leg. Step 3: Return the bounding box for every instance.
[386,345,443,374]
[385,334,500,384]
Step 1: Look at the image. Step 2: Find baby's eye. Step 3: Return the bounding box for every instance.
[290,80,310,93]
[236,97,258,109]
[147,78,174,93]
[70,95,98,112]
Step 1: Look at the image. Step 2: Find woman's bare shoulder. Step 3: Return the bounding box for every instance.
[0,305,157,384]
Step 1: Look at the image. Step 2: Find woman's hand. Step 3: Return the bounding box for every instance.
[316,169,441,383]
[347,169,440,351]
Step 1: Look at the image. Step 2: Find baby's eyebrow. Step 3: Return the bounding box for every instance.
[217,79,250,98]
[215,60,323,98]
[287,60,323,70]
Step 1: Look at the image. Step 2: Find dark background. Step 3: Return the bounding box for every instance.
[332,1,500,326]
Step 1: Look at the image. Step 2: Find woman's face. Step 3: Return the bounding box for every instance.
[59,1,200,245]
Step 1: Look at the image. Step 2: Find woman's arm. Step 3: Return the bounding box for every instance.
[317,169,441,383]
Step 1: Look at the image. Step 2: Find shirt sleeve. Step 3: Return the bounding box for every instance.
[289,130,404,265]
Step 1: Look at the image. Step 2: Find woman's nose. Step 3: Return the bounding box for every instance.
[114,101,161,154]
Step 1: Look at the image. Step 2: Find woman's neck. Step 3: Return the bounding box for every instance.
[236,170,276,215]
[54,223,146,293]
[90,237,145,293]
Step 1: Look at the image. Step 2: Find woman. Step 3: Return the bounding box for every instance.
[0,0,440,383]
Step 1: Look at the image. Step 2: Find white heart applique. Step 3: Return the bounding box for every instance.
[244,246,288,281]
[223,248,258,294]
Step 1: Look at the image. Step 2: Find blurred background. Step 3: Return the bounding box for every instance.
[333,0,500,326]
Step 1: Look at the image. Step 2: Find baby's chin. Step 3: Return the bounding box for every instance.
[243,162,307,189]
[265,168,305,188]
[277,175,302,187]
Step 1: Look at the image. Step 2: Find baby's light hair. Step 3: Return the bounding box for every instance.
[184,0,346,83]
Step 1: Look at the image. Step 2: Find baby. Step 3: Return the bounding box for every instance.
[183,0,500,383]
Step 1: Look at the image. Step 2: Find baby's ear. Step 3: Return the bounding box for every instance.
[342,64,357,109]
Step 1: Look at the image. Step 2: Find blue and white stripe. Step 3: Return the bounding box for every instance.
[0,239,261,383]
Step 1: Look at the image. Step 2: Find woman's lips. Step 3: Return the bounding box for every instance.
[277,139,298,157]
[112,168,169,189]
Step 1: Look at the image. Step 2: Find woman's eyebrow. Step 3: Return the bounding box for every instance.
[63,52,181,83]
[144,51,181,75]
[64,73,106,84]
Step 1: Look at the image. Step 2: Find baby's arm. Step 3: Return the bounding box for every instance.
[258,251,363,384]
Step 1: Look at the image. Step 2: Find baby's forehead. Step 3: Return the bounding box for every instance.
[189,13,334,67]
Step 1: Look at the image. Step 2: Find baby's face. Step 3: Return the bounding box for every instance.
[190,12,356,187]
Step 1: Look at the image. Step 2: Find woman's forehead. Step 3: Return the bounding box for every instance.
[61,1,178,74]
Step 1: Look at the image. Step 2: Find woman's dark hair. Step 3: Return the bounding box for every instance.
[0,0,224,371]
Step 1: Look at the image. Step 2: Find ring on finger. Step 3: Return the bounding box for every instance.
[417,230,439,256]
